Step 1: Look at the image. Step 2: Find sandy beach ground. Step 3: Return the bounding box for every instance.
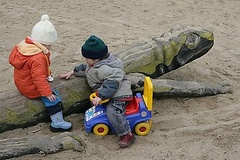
[1,0,240,159]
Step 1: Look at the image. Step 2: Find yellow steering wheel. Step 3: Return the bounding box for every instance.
[89,92,110,104]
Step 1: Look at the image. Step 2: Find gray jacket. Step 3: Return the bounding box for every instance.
[74,54,132,100]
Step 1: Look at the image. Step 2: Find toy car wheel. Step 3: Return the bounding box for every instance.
[93,124,109,136]
[134,122,150,136]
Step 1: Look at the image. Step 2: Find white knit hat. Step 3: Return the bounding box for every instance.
[31,15,58,45]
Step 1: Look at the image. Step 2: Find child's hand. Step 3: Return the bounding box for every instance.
[58,70,74,80]
[91,97,102,106]
[47,94,57,102]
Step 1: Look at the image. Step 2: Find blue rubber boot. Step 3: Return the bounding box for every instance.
[50,111,72,132]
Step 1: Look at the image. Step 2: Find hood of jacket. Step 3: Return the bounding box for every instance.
[94,54,123,69]
[9,37,49,69]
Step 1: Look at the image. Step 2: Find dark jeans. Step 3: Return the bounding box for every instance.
[106,100,131,136]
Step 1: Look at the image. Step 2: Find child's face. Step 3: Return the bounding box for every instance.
[85,58,99,66]
[42,44,52,50]
[46,45,52,50]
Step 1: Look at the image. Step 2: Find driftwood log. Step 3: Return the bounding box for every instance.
[0,25,233,159]
[0,132,86,160]
[0,26,232,134]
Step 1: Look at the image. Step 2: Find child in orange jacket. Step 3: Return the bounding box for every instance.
[9,15,72,132]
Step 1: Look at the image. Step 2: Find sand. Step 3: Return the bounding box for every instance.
[1,0,240,159]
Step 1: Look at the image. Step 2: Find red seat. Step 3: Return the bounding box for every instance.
[126,96,141,115]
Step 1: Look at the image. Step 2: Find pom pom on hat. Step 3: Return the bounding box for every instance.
[41,15,50,21]
[31,14,58,45]
[81,35,108,59]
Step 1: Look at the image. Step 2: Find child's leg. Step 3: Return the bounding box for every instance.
[41,89,72,132]
[106,101,135,147]
[106,101,130,136]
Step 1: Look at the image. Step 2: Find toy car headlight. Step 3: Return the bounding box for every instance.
[141,111,147,117]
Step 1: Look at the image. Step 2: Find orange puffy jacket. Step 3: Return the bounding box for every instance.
[9,37,52,98]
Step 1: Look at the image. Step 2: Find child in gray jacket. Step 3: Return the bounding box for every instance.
[59,35,135,148]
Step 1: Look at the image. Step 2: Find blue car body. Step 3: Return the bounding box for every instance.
[84,93,152,134]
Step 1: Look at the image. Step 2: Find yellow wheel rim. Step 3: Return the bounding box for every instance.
[134,122,150,136]
[93,124,109,136]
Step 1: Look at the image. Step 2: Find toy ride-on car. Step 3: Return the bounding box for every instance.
[84,76,153,136]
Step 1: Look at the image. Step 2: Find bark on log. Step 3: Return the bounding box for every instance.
[0,26,232,134]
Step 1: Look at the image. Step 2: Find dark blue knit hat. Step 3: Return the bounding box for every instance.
[81,35,108,59]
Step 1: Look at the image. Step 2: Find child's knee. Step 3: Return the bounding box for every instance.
[107,101,126,116]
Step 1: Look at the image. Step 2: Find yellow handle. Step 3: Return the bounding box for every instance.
[89,92,110,104]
